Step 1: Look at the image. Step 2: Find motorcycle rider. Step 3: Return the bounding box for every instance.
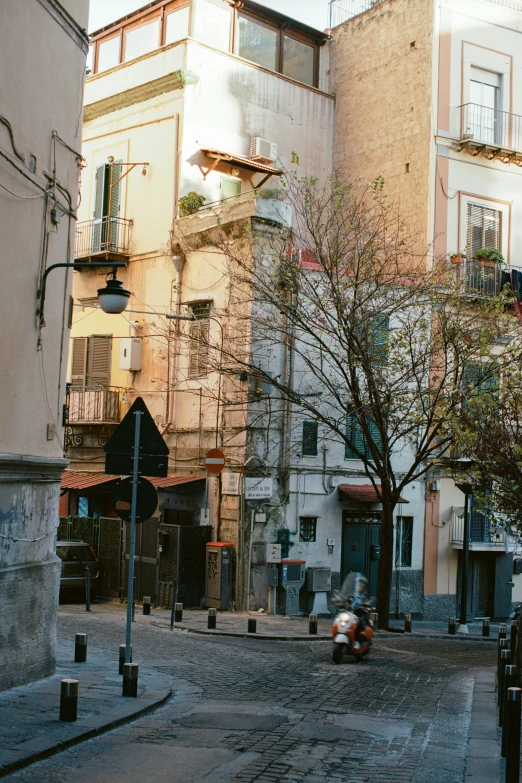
[350,575,372,648]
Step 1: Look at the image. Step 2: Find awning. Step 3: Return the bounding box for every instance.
[60,473,120,491]
[338,484,409,504]
[200,147,281,176]
[61,473,205,491]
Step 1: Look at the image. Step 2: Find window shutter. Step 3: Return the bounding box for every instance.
[108,161,122,251]
[221,177,241,201]
[87,336,112,388]
[93,164,107,253]
[189,320,210,378]
[367,417,383,459]
[345,409,365,459]
[302,421,318,456]
[71,337,88,388]
[466,203,502,257]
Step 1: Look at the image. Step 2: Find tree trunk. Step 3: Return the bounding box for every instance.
[377,491,395,629]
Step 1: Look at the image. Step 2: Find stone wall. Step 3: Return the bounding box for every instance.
[330,0,434,256]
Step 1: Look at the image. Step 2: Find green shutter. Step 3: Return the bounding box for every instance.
[345,409,365,459]
[302,421,318,456]
[221,177,241,202]
[108,161,122,251]
[92,164,107,252]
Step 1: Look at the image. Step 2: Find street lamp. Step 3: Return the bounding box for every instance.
[37,261,129,328]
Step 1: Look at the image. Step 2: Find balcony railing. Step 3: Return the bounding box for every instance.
[452,512,505,548]
[460,103,522,153]
[68,389,121,424]
[75,217,132,259]
[448,258,504,298]
[329,0,385,26]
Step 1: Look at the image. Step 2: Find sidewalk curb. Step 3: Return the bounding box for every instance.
[169,623,498,643]
[0,676,172,779]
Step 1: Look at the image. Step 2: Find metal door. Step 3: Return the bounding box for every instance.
[178,526,212,606]
[342,513,381,599]
[122,516,159,603]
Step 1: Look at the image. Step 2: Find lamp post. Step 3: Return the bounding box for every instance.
[37,261,129,328]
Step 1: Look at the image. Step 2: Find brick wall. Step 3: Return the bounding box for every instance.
[330,0,434,255]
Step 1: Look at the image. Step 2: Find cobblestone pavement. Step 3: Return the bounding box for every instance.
[4,604,497,783]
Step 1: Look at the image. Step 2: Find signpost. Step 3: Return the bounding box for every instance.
[105,397,168,664]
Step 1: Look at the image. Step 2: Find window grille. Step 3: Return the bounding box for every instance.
[395,517,413,567]
[300,517,317,542]
[466,203,502,257]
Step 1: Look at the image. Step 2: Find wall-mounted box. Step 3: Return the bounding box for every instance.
[120,337,142,371]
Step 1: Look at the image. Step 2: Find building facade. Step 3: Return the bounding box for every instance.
[0,0,89,690]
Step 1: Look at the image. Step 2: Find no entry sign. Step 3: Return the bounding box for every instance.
[204,448,225,474]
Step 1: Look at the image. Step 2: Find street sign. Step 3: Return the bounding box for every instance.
[244,476,273,499]
[104,397,169,477]
[113,476,158,523]
[221,471,240,495]
[204,448,226,474]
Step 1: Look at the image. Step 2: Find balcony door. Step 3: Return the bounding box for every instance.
[469,67,501,145]
[92,161,122,253]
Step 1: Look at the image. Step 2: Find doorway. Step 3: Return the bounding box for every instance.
[341,512,381,599]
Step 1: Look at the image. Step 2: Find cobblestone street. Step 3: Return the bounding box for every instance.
[3,604,497,783]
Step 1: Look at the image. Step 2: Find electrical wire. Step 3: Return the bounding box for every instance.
[0,181,49,199]
[0,531,51,543]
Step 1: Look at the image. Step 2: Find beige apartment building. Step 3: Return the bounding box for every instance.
[0,0,90,690]
[330,0,522,619]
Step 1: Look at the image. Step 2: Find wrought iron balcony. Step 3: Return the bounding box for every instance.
[452,511,505,550]
[75,217,132,261]
[329,0,384,26]
[448,258,504,298]
[457,104,522,163]
[68,389,121,424]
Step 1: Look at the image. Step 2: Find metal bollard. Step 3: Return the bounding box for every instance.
[142,596,151,616]
[482,618,490,638]
[502,665,518,757]
[498,638,510,700]
[499,622,507,640]
[370,612,378,629]
[511,620,518,664]
[119,643,132,675]
[74,633,87,663]
[448,617,456,635]
[132,577,136,622]
[309,613,318,635]
[85,566,91,612]
[175,603,183,623]
[122,663,139,697]
[404,613,412,633]
[248,618,257,634]
[506,687,522,783]
[60,679,78,722]
[500,649,511,727]
[208,607,217,630]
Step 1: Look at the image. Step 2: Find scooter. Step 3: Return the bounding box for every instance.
[331,572,374,664]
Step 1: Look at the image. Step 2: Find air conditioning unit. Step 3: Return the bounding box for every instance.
[328,475,342,489]
[250,137,277,163]
[307,567,332,593]
[430,480,441,492]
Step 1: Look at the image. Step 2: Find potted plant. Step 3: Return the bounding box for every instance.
[473,248,504,265]
[449,251,466,264]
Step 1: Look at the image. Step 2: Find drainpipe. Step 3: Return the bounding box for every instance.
[162,255,184,436]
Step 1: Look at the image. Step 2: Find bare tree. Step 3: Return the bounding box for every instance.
[174,172,521,626]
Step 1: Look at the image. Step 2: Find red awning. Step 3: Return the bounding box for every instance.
[338,484,409,504]
[61,473,205,491]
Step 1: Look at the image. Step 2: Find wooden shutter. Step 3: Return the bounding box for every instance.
[189,320,210,378]
[93,164,107,253]
[345,409,365,459]
[87,336,112,388]
[467,203,502,257]
[71,337,88,388]
[302,421,318,456]
[108,161,122,251]
[371,315,389,365]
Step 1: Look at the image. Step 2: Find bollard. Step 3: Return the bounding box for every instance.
[499,649,511,727]
[248,618,257,634]
[85,566,91,612]
[119,643,132,675]
[499,622,507,640]
[309,613,318,635]
[498,638,510,701]
[60,679,78,722]
[511,620,518,664]
[370,612,378,629]
[502,665,518,757]
[482,618,490,638]
[505,687,522,783]
[74,633,87,663]
[142,596,151,616]
[122,663,139,697]
[132,577,136,622]
[208,607,217,630]
[448,617,456,636]
[175,603,183,623]
[404,613,412,633]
